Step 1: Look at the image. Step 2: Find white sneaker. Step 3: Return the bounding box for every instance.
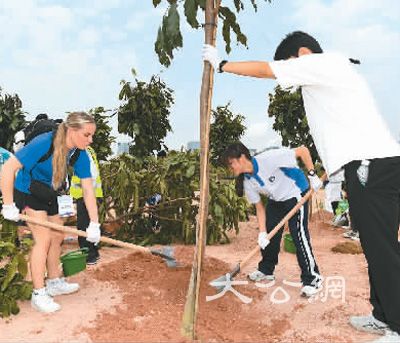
[349,314,388,335]
[247,270,275,282]
[301,277,323,297]
[371,329,400,343]
[46,277,79,296]
[31,288,60,313]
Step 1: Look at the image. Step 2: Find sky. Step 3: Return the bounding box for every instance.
[1,0,399,153]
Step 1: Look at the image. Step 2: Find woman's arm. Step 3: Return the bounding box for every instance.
[0,156,22,204]
[81,178,99,223]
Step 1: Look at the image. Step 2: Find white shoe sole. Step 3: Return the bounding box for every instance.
[46,286,79,297]
[31,301,61,313]
[349,317,387,335]
[248,275,275,282]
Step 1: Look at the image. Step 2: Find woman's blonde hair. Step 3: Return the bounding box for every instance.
[52,112,95,190]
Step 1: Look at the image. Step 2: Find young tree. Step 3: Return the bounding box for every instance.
[118,74,173,158]
[268,85,321,164]
[152,1,273,338]
[88,107,116,161]
[210,103,246,165]
[0,88,26,151]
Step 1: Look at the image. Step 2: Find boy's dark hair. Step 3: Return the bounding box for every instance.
[222,142,251,166]
[274,31,323,61]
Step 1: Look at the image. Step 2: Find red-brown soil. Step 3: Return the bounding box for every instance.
[0,209,378,343]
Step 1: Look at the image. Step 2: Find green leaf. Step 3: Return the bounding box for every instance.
[222,20,231,54]
[17,253,27,278]
[186,164,195,178]
[1,256,18,292]
[153,0,162,7]
[166,3,182,42]
[183,0,199,28]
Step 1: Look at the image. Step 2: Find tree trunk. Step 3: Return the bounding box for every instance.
[181,0,220,339]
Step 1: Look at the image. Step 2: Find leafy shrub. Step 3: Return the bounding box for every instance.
[0,218,33,317]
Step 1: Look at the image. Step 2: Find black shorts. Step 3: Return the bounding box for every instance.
[14,189,59,216]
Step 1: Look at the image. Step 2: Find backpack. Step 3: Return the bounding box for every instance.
[16,117,80,166]
[24,118,59,145]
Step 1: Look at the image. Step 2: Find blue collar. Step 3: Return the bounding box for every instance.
[244,157,265,186]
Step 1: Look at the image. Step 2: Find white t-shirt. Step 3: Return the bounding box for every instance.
[269,53,400,175]
[244,148,309,204]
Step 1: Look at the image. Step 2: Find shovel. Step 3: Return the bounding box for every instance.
[210,187,316,289]
[19,214,178,268]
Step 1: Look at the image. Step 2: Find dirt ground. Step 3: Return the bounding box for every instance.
[0,204,379,342]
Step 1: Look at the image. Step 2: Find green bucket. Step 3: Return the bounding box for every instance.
[60,248,89,277]
[283,233,296,254]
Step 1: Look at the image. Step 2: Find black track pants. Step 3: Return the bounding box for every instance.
[345,157,400,334]
[258,194,321,286]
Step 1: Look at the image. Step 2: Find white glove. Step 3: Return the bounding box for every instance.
[86,222,101,244]
[258,232,270,250]
[309,175,322,192]
[1,203,20,222]
[202,44,222,70]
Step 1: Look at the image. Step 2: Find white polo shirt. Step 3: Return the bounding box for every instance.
[269,53,400,176]
[244,148,309,204]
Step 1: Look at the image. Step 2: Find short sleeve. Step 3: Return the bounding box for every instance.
[269,54,329,88]
[244,179,261,204]
[73,150,92,179]
[14,132,53,171]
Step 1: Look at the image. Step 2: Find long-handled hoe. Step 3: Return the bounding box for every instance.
[210,187,317,291]
[19,214,178,268]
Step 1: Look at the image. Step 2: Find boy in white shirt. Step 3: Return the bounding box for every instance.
[203,31,400,341]
[223,142,323,297]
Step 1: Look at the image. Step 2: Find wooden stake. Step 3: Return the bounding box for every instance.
[181,0,220,340]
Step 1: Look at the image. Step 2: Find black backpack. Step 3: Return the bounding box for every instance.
[24,118,60,146]
[24,118,80,166]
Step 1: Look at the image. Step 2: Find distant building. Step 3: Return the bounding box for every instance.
[117,142,130,155]
[187,141,200,151]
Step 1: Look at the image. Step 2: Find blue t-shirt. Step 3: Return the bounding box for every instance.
[14,132,92,194]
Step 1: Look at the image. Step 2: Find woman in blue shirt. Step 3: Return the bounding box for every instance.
[0,112,101,313]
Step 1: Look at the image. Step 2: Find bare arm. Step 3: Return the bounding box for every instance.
[255,201,267,232]
[294,146,315,172]
[0,156,22,204]
[81,178,99,223]
[222,61,276,79]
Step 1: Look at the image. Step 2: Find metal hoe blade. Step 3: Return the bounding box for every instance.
[150,246,178,268]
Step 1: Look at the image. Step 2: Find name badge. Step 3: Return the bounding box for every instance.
[57,195,75,217]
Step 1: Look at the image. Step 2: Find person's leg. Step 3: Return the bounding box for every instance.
[46,214,64,279]
[345,157,400,334]
[25,208,61,313]
[257,200,286,275]
[25,208,52,289]
[45,213,80,296]
[287,196,321,286]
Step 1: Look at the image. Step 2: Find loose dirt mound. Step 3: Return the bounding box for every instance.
[331,241,363,254]
[85,246,286,342]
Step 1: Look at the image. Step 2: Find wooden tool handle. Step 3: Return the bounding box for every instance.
[19,214,148,254]
[238,188,314,270]
[237,173,327,270]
